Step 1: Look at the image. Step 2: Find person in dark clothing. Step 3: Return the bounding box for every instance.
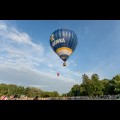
[14,94,18,100]
[33,96,39,100]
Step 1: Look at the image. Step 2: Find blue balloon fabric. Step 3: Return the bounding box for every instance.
[50,29,78,65]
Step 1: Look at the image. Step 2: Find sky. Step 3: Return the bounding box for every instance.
[0,20,120,94]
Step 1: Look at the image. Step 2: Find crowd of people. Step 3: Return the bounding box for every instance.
[0,95,40,100]
[1,94,120,100]
[0,95,27,100]
[68,94,120,100]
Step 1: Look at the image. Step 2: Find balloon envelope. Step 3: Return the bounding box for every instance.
[57,73,60,76]
[50,29,78,65]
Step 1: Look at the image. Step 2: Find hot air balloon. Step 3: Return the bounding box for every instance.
[49,29,78,66]
[57,73,60,76]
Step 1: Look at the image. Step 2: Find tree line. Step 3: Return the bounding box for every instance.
[0,84,59,98]
[0,73,120,98]
[66,74,120,97]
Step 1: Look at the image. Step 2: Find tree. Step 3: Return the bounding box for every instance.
[82,74,93,96]
[70,84,80,96]
[112,74,120,94]
[91,74,103,96]
[100,79,110,95]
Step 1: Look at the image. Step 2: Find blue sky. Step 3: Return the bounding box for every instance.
[0,20,120,94]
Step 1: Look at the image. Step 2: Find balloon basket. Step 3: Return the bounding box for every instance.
[63,62,66,66]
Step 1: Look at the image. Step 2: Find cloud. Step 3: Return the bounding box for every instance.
[0,21,31,44]
[0,21,82,94]
[0,64,78,94]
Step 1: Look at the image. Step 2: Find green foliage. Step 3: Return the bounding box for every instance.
[41,91,59,97]
[68,73,120,97]
[100,79,109,95]
[112,74,120,94]
[70,84,80,96]
[0,84,60,97]
[90,74,103,96]
[1,73,120,98]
